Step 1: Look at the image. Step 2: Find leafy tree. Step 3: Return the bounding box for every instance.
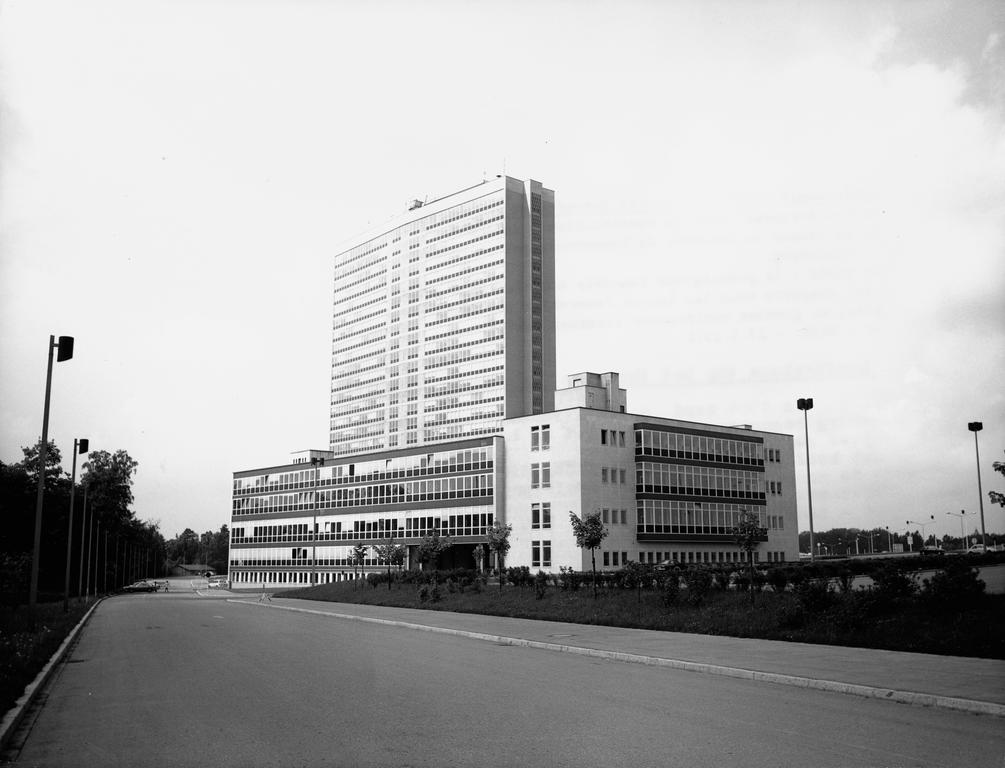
[416,530,453,573]
[733,509,764,603]
[569,510,608,599]
[485,522,511,592]
[991,453,1005,508]
[374,538,406,590]
[81,449,138,532]
[351,543,369,589]
[19,438,65,491]
[166,528,201,565]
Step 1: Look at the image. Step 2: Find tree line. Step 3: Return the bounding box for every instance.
[1,439,163,604]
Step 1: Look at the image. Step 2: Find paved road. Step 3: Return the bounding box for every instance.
[4,588,1003,767]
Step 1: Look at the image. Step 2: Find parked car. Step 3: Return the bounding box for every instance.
[207,576,229,589]
[122,580,158,593]
[967,544,987,554]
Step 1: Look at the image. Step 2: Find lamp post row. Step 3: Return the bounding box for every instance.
[796,400,992,557]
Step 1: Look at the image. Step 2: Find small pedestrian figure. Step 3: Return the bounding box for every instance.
[258,583,271,602]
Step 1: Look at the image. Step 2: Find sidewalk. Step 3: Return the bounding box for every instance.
[233,597,1005,717]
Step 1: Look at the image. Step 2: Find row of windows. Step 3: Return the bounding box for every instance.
[425,228,503,259]
[636,500,766,535]
[767,448,783,462]
[600,508,629,525]
[232,511,495,545]
[768,481,784,495]
[601,467,627,485]
[635,429,764,466]
[331,255,388,295]
[600,429,626,447]
[426,342,504,371]
[233,474,494,515]
[425,214,503,245]
[609,550,785,567]
[334,239,387,273]
[636,463,765,499]
[234,449,494,495]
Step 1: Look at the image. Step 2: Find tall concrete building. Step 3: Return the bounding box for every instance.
[330,176,555,457]
[227,177,800,590]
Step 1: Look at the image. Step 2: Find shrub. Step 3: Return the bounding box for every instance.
[922,560,985,609]
[871,564,917,601]
[558,566,582,591]
[835,569,854,594]
[661,570,681,608]
[534,570,549,600]
[795,579,835,613]
[766,568,788,593]
[683,568,713,606]
[417,584,430,603]
[506,566,533,588]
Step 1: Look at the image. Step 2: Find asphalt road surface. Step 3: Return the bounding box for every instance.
[4,586,1003,767]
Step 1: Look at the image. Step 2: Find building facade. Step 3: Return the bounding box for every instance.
[227,178,800,587]
[229,440,502,587]
[503,374,798,574]
[330,176,555,457]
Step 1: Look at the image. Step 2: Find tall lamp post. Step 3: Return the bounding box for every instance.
[30,334,74,610]
[967,422,987,549]
[947,510,969,551]
[796,398,815,561]
[62,438,89,611]
[907,515,935,550]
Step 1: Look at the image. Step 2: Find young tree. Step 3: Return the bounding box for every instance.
[485,522,511,592]
[374,538,405,590]
[733,509,764,603]
[990,452,1005,508]
[351,543,369,589]
[569,510,608,599]
[416,530,453,573]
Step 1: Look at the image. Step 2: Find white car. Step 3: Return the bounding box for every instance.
[967,544,987,554]
[207,576,229,588]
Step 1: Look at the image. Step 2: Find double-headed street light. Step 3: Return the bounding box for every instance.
[63,438,89,612]
[907,515,935,550]
[796,398,815,561]
[947,509,969,550]
[30,335,74,611]
[968,422,987,549]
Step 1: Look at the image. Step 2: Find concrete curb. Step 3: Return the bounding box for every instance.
[0,599,104,753]
[232,599,1005,718]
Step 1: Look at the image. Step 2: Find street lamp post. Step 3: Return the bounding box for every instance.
[947,510,969,551]
[29,334,74,610]
[77,483,88,599]
[885,526,892,552]
[796,398,815,561]
[907,516,935,550]
[968,422,987,549]
[62,438,89,611]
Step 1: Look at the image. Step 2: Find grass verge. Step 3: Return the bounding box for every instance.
[0,601,91,717]
[286,579,1005,659]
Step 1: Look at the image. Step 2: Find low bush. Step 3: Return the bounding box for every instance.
[921,560,985,610]
[766,568,788,593]
[683,568,713,606]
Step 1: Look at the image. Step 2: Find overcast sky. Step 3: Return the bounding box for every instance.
[2,0,1002,545]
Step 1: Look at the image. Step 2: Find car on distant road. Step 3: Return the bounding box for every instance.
[121,580,158,593]
[967,544,987,554]
[921,546,944,555]
[207,576,229,589]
